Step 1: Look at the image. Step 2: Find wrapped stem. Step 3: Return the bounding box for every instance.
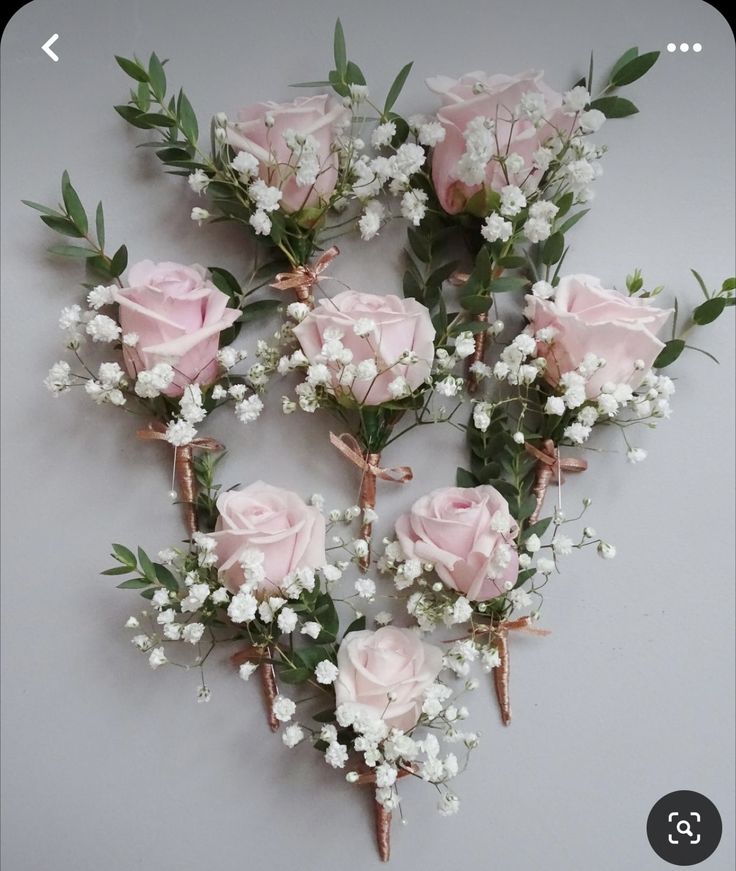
[528,451,555,526]
[465,312,488,394]
[492,627,511,726]
[173,444,198,538]
[231,646,281,731]
[355,765,411,861]
[358,452,380,571]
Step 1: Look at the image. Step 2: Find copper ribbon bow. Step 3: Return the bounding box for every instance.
[474,617,551,726]
[329,432,413,486]
[269,246,340,303]
[136,423,222,537]
[524,438,588,526]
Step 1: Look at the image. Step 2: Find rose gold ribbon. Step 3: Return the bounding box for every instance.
[474,617,551,726]
[269,246,340,303]
[136,422,223,538]
[354,762,413,862]
[524,438,588,526]
[451,267,503,393]
[231,645,280,733]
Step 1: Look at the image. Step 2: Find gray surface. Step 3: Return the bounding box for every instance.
[1,0,734,869]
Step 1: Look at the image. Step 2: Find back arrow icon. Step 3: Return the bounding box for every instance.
[42,34,59,62]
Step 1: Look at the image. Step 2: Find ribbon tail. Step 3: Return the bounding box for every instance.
[493,631,512,726]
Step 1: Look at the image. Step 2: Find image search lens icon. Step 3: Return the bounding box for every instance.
[648,791,721,865]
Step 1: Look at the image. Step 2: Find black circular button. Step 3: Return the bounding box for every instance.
[647,790,722,865]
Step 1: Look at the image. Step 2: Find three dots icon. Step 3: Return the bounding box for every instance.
[667,42,702,52]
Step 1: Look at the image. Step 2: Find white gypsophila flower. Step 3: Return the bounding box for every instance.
[473,402,492,432]
[353,539,369,559]
[417,121,446,147]
[456,116,493,185]
[470,361,492,380]
[513,430,525,445]
[211,385,227,401]
[354,358,378,381]
[391,142,426,181]
[179,384,206,424]
[151,588,170,609]
[518,553,532,568]
[375,764,398,788]
[235,394,264,424]
[627,447,647,463]
[598,541,616,559]
[536,557,555,574]
[182,623,205,644]
[300,621,321,639]
[238,661,257,681]
[231,151,259,179]
[435,376,460,397]
[532,280,554,299]
[506,152,525,174]
[324,741,349,768]
[452,597,473,624]
[562,85,590,114]
[447,332,474,363]
[400,188,428,226]
[438,793,460,816]
[286,301,310,323]
[597,393,619,417]
[563,422,591,445]
[190,207,210,224]
[86,284,116,310]
[122,331,139,347]
[125,616,140,629]
[481,212,512,243]
[277,607,298,634]
[388,376,411,399]
[156,608,176,626]
[545,395,566,415]
[282,723,306,748]
[518,90,546,122]
[148,647,167,669]
[163,623,182,640]
[217,346,239,370]
[358,200,385,241]
[188,169,210,194]
[348,84,369,103]
[374,611,393,626]
[59,303,82,331]
[181,582,209,612]
[524,533,541,553]
[535,326,557,343]
[371,121,397,148]
[86,314,121,343]
[577,406,598,427]
[211,586,229,604]
[295,382,319,413]
[164,419,197,447]
[523,217,552,243]
[315,660,339,685]
[529,199,559,220]
[355,577,376,599]
[272,695,296,723]
[552,534,574,556]
[196,686,211,704]
[44,361,73,395]
[499,184,527,217]
[249,210,272,236]
[481,647,501,671]
[248,179,282,213]
[134,363,175,399]
[580,108,605,132]
[98,362,124,389]
[228,591,258,623]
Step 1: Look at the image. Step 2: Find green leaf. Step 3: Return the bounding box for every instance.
[115,56,149,83]
[117,579,152,590]
[112,543,137,567]
[403,269,422,300]
[61,172,88,234]
[654,339,685,368]
[496,255,527,269]
[489,276,529,294]
[101,566,135,576]
[541,232,565,266]
[136,81,151,111]
[333,19,347,75]
[148,52,166,100]
[154,564,179,593]
[137,547,156,583]
[427,261,459,289]
[609,47,639,82]
[278,667,311,685]
[693,297,726,325]
[113,105,150,129]
[384,62,413,113]
[344,615,366,636]
[721,277,736,292]
[312,708,337,723]
[314,593,339,641]
[522,517,553,540]
[137,113,178,128]
[241,299,281,322]
[460,295,492,314]
[407,227,430,263]
[47,245,97,258]
[209,266,241,299]
[690,268,709,299]
[555,191,574,218]
[40,215,84,237]
[177,89,199,143]
[589,96,638,118]
[110,244,128,277]
[345,61,366,86]
[22,200,61,216]
[557,209,589,235]
[95,202,105,248]
[289,80,333,88]
[610,51,659,87]
[456,467,480,487]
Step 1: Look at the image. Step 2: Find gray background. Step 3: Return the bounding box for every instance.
[1,0,734,869]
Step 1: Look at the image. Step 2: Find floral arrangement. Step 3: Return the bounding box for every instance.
[31,20,733,862]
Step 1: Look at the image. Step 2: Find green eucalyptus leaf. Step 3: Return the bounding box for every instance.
[456,467,480,487]
[177,89,199,143]
[115,56,149,83]
[137,548,156,582]
[693,297,726,325]
[102,566,135,576]
[384,62,413,113]
[654,338,685,368]
[610,50,659,87]
[148,52,167,100]
[333,19,347,75]
[608,47,639,82]
[241,299,281,322]
[110,245,128,278]
[154,564,179,593]
[489,276,529,293]
[22,200,61,217]
[541,233,564,266]
[40,215,84,237]
[61,173,88,234]
[95,202,105,248]
[589,96,638,118]
[117,579,152,590]
[47,245,96,258]
[112,544,137,566]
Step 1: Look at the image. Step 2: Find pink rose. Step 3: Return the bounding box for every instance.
[292,290,435,405]
[426,70,568,214]
[115,260,239,397]
[210,482,326,594]
[525,274,673,397]
[226,95,349,213]
[396,485,519,601]
[334,627,443,732]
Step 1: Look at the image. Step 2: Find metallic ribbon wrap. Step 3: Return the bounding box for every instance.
[231,646,280,732]
[355,764,413,862]
[450,266,502,394]
[136,423,223,538]
[269,246,340,305]
[524,438,588,526]
[329,432,413,570]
